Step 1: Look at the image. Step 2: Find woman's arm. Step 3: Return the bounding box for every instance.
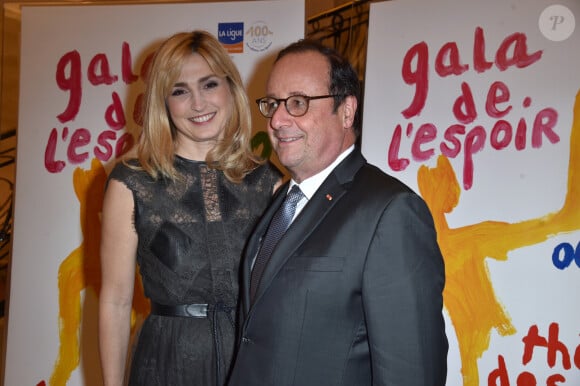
[99,179,139,386]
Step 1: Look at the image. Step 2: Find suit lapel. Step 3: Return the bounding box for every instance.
[241,184,288,314]
[249,149,367,308]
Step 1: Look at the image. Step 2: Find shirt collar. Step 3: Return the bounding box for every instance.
[288,145,355,200]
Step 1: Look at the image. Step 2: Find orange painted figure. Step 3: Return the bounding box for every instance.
[417,90,580,385]
[50,158,149,385]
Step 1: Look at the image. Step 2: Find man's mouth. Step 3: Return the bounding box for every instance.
[277,135,301,143]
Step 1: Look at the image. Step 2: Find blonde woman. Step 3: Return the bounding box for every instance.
[98,30,281,386]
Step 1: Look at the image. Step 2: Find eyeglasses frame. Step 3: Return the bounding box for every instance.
[255,94,342,118]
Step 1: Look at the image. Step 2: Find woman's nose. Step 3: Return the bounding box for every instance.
[190,93,206,111]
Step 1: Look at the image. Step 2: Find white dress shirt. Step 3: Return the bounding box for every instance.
[288,144,355,222]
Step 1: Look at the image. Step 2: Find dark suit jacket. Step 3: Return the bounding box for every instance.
[228,149,448,386]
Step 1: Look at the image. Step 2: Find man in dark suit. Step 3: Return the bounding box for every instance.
[228,39,448,386]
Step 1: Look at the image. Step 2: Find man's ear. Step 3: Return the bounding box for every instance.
[342,95,357,129]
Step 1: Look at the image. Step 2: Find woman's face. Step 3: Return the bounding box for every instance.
[166,53,233,159]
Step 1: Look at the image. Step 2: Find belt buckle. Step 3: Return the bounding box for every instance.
[185,303,208,317]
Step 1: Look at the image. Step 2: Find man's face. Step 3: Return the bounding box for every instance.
[265,51,355,183]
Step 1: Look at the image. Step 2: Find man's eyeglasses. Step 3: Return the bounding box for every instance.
[255,94,341,118]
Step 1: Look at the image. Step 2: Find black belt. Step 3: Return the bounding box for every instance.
[150,302,209,318]
[150,301,235,386]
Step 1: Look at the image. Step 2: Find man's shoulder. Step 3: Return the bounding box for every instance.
[355,162,415,196]
[332,149,418,199]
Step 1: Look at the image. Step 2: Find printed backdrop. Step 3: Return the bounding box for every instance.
[361,0,580,385]
[5,1,304,385]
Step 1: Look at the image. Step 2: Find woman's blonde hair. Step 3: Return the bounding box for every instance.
[136,30,260,183]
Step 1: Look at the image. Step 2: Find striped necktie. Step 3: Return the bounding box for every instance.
[249,185,304,303]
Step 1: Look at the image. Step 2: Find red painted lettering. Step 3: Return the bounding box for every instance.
[453,82,477,124]
[115,132,134,158]
[44,128,66,173]
[411,123,436,161]
[388,124,410,171]
[401,42,429,119]
[440,124,464,158]
[547,374,566,386]
[522,323,571,369]
[496,32,543,71]
[94,131,116,160]
[122,41,138,84]
[463,125,486,189]
[488,355,510,386]
[56,50,82,123]
[105,92,127,130]
[88,53,117,85]
[435,42,468,77]
[532,108,559,148]
[516,371,536,386]
[473,27,494,73]
[68,128,91,164]
[486,81,512,118]
[490,120,513,150]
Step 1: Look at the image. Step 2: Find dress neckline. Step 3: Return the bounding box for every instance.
[175,154,206,164]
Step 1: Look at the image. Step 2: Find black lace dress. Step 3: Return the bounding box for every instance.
[108,156,281,386]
